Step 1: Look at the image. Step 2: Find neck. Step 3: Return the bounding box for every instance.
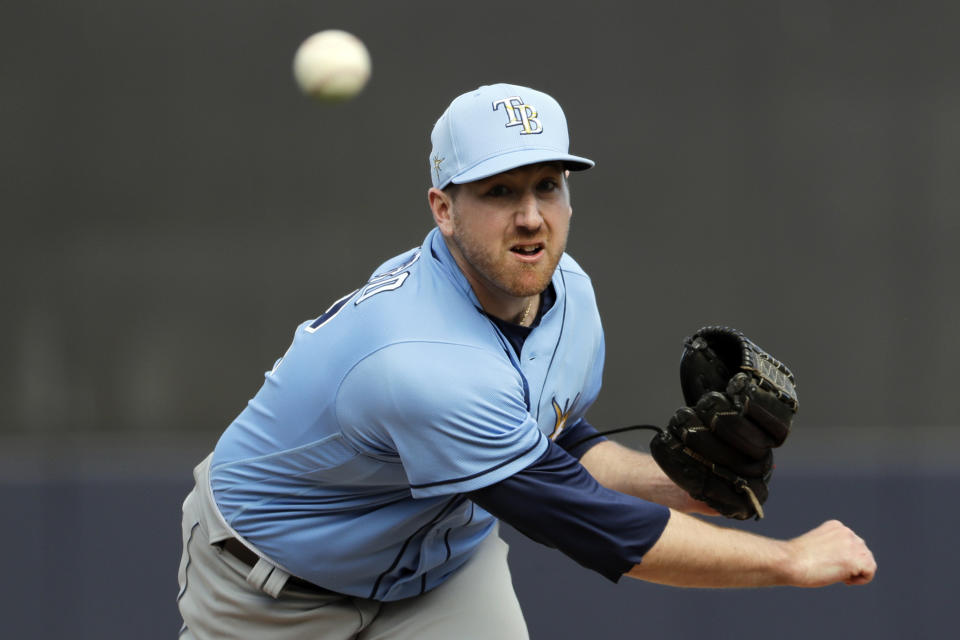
[513,294,540,327]
[441,234,541,326]
[472,287,539,327]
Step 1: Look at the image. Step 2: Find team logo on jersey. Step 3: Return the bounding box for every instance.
[492,96,543,135]
[549,393,581,440]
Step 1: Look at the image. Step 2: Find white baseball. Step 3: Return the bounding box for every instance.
[292,30,371,102]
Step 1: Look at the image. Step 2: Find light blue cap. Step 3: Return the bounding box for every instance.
[429,83,594,189]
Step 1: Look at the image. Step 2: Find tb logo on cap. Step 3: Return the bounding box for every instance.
[492,96,543,135]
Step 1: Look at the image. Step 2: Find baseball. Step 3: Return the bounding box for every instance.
[293,30,371,102]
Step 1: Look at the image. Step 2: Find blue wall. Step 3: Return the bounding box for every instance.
[2,455,953,639]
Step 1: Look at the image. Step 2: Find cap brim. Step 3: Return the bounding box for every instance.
[450,149,594,185]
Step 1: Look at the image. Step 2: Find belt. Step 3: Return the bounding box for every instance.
[219,537,338,595]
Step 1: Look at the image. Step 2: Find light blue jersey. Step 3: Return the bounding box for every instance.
[210,227,605,601]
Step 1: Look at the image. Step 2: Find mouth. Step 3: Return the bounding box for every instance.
[510,242,545,261]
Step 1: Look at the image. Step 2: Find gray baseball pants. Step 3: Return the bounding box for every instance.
[177,455,529,639]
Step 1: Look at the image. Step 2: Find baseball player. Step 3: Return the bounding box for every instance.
[176,83,876,639]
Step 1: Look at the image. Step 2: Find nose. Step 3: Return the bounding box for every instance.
[514,191,543,230]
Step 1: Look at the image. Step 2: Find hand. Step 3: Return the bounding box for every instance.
[786,520,877,587]
[681,493,723,517]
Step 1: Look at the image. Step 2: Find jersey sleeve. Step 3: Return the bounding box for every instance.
[555,419,607,458]
[469,440,670,582]
[336,341,548,499]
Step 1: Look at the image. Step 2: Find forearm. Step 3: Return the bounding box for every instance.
[628,510,790,587]
[628,510,877,589]
[580,440,713,514]
[470,442,670,582]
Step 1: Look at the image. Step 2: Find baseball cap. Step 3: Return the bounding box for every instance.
[429,83,594,189]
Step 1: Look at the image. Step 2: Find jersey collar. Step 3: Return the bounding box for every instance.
[426,228,485,311]
[425,227,567,320]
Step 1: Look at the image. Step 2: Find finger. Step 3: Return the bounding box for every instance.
[844,569,875,586]
[681,429,773,477]
[669,403,774,476]
[695,392,777,459]
[725,375,793,445]
[742,391,792,445]
[712,413,777,458]
[845,543,877,585]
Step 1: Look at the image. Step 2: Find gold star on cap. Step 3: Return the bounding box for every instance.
[432,154,445,180]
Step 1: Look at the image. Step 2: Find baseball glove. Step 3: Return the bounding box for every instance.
[649,326,799,520]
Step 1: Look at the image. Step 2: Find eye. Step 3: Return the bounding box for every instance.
[537,178,560,192]
[485,184,511,198]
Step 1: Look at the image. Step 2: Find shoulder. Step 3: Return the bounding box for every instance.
[340,340,522,411]
[558,253,591,280]
[556,253,597,303]
[309,241,487,348]
[335,340,530,444]
[555,253,599,311]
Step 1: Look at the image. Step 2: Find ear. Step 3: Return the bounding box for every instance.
[427,187,455,237]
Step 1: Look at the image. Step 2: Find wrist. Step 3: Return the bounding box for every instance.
[683,495,721,516]
[772,539,800,585]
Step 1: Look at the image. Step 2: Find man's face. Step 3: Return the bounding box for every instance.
[438,162,572,306]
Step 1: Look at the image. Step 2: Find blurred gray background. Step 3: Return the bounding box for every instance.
[2,1,957,638]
